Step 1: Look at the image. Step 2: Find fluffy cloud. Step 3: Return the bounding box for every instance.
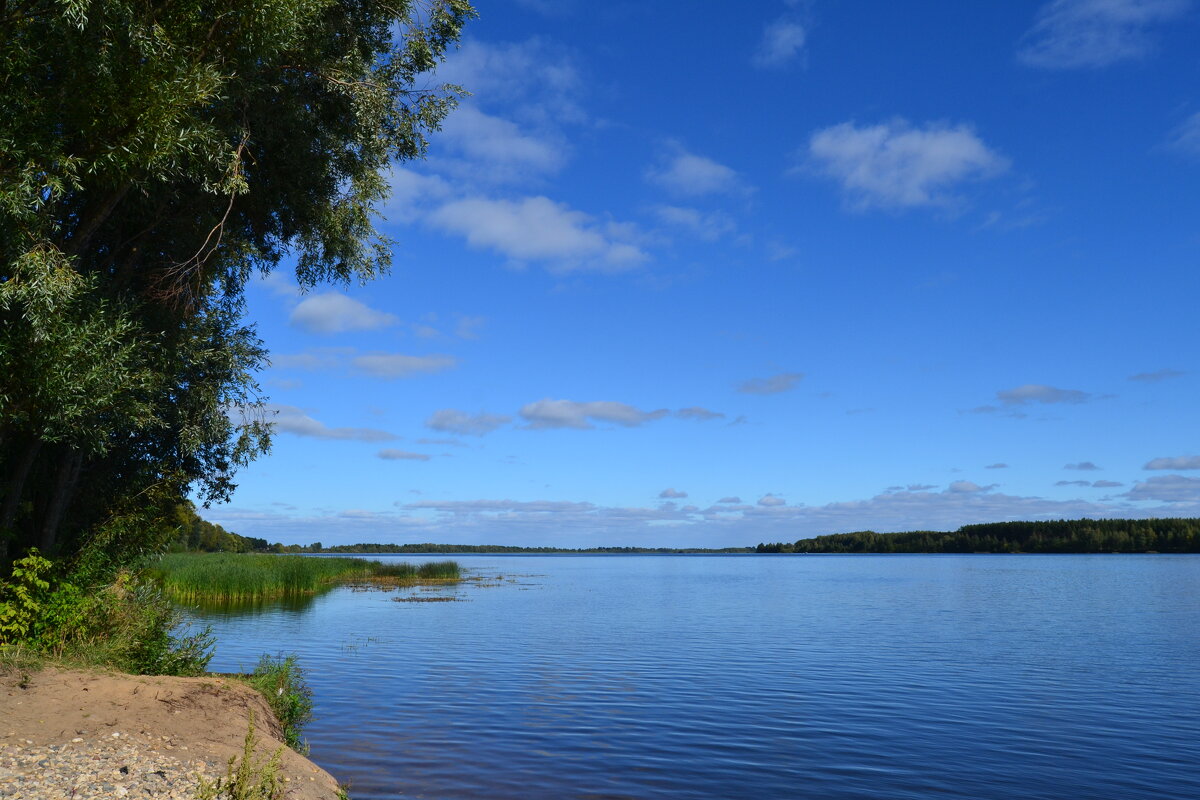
[737,372,803,395]
[210,482,1199,548]
[997,384,1091,405]
[434,105,566,184]
[351,353,457,379]
[428,196,646,272]
[806,119,1008,210]
[753,19,807,68]
[436,39,583,125]
[377,449,432,462]
[653,205,736,242]
[1166,113,1200,159]
[518,399,670,430]
[289,293,398,334]
[757,494,786,507]
[267,405,397,442]
[426,409,513,436]
[647,147,744,197]
[1017,0,1188,69]
[659,488,688,499]
[1065,461,1102,471]
[948,481,996,493]
[1123,475,1200,503]
[271,348,352,371]
[382,167,453,223]
[1129,368,1185,382]
[1092,480,1125,488]
[1144,456,1200,470]
[717,497,742,504]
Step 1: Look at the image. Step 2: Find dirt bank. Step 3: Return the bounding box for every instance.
[0,667,341,799]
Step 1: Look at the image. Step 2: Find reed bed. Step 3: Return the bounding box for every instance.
[151,553,461,603]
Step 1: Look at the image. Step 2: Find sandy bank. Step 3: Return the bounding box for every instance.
[0,667,341,799]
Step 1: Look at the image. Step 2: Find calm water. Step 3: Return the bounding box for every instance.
[194,555,1200,799]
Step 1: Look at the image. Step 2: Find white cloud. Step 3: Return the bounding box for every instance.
[428,196,647,272]
[806,119,1009,210]
[267,404,397,442]
[436,39,583,124]
[659,488,688,499]
[255,270,301,298]
[382,167,453,223]
[454,315,486,340]
[1129,368,1185,382]
[737,372,803,395]
[948,481,997,493]
[377,449,432,462]
[758,494,787,507]
[1066,461,1103,470]
[753,19,807,68]
[426,409,513,436]
[1017,0,1189,69]
[1123,474,1200,502]
[289,292,399,334]
[434,105,566,185]
[1093,480,1125,488]
[518,399,670,430]
[997,384,1091,405]
[653,205,736,242]
[647,147,744,197]
[351,353,458,379]
[211,482,1198,548]
[405,499,597,514]
[1165,113,1200,159]
[1145,456,1200,470]
[271,348,352,371]
[675,407,725,421]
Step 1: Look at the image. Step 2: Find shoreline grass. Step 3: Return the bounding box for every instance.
[150,553,461,603]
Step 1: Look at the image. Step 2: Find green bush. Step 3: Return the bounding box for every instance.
[0,551,53,643]
[244,654,313,753]
[0,551,213,676]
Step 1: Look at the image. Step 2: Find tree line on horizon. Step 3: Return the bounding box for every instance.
[755,518,1200,553]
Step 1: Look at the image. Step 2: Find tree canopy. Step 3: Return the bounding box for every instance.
[0,0,474,569]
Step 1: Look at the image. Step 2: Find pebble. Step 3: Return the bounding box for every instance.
[0,731,216,799]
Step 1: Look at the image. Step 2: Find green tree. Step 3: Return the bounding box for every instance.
[1,0,475,569]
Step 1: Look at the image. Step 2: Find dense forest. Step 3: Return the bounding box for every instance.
[755,518,1200,553]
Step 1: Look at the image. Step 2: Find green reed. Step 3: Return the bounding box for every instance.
[151,554,461,603]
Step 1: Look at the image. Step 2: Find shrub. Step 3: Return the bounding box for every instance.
[244,654,313,753]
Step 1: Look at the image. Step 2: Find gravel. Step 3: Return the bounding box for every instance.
[0,729,217,799]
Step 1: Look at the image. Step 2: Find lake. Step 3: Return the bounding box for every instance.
[194,554,1200,799]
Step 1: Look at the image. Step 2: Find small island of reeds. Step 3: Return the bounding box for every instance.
[151,553,461,604]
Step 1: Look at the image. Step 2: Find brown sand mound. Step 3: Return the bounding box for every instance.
[0,667,341,799]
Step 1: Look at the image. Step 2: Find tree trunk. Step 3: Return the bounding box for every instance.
[38,448,83,555]
[0,437,43,559]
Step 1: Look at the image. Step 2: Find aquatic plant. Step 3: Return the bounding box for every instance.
[150,554,461,603]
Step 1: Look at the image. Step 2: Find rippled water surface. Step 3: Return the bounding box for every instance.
[195,555,1200,799]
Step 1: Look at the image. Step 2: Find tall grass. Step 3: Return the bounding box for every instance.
[150,554,460,603]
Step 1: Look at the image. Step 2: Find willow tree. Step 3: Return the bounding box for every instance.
[0,0,474,566]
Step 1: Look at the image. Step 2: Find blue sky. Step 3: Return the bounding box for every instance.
[207,0,1200,547]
